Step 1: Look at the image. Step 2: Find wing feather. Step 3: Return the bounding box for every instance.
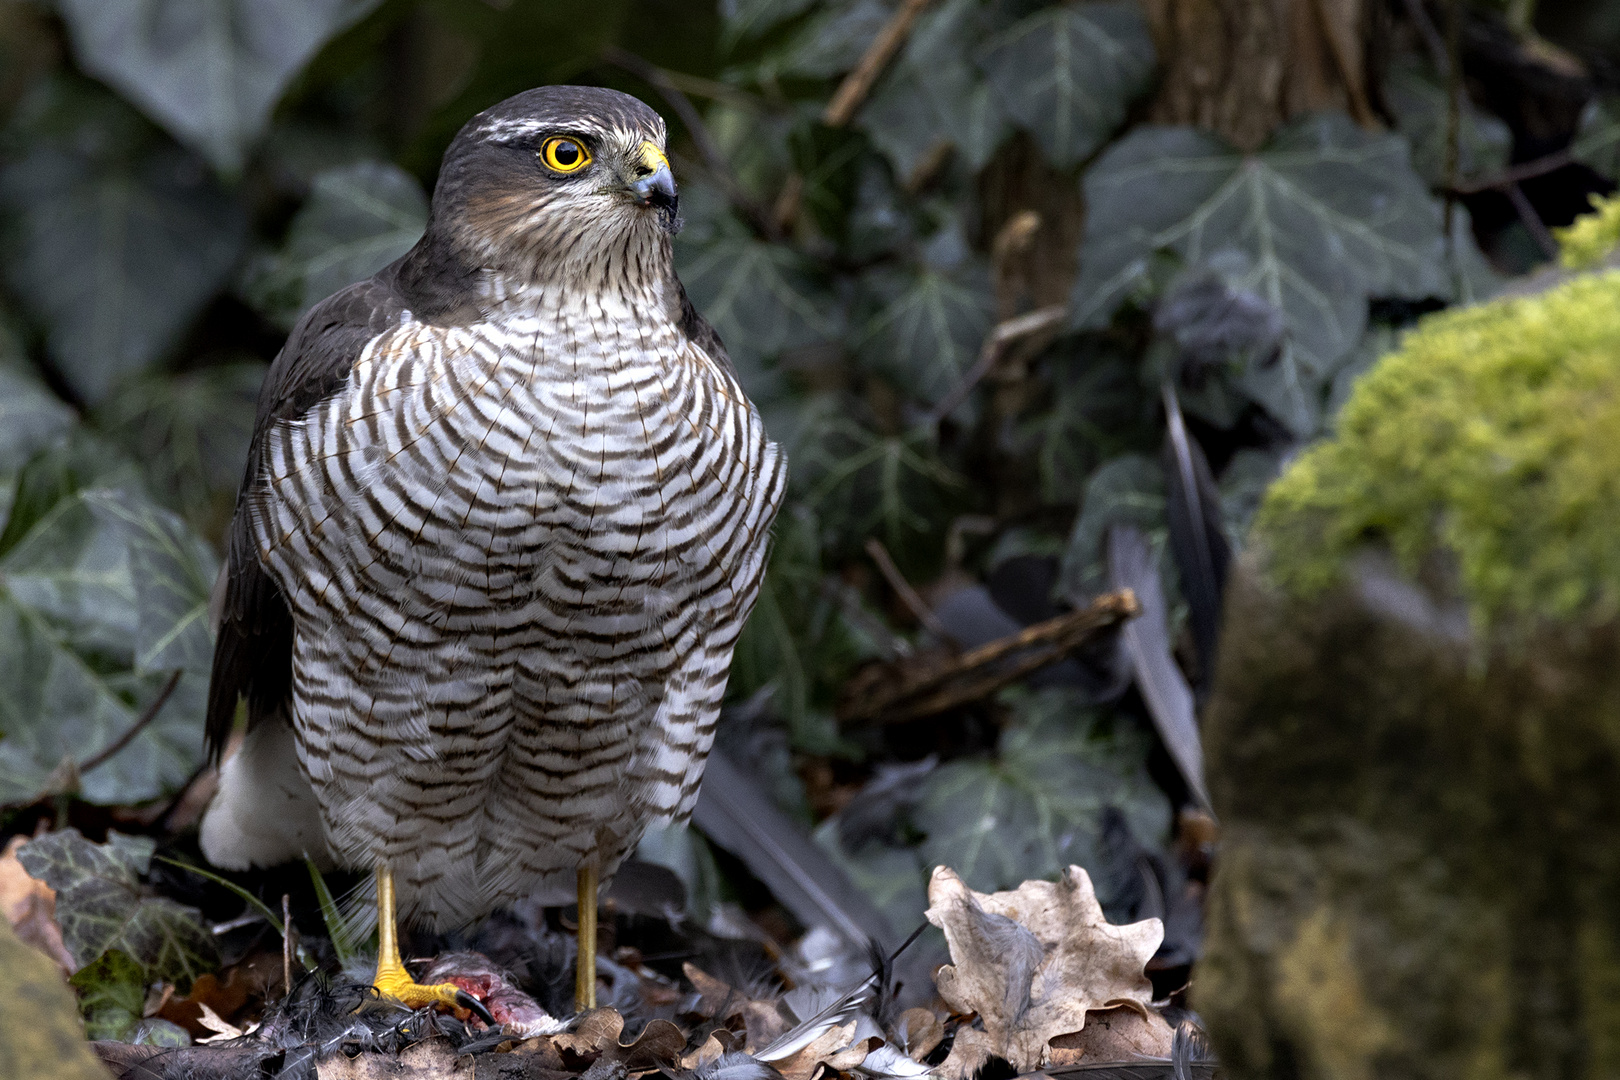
[204,274,414,761]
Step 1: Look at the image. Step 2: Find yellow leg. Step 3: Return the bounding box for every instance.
[575,864,597,1012]
[373,863,480,1016]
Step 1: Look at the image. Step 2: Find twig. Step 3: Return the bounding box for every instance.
[1445,148,1573,194]
[838,589,1140,724]
[929,305,1068,421]
[865,537,950,639]
[79,669,183,775]
[282,894,293,1000]
[602,46,782,240]
[823,0,936,127]
[1508,182,1560,259]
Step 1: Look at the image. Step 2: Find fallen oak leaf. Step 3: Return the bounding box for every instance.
[552,1007,625,1058]
[1046,1005,1173,1064]
[683,962,790,1051]
[551,1006,687,1072]
[683,1031,729,1070]
[895,1006,943,1061]
[767,1021,880,1080]
[925,865,1162,1076]
[194,1001,255,1044]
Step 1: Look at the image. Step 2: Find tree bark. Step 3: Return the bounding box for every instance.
[1141,0,1378,151]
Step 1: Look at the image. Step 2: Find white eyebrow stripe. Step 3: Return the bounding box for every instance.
[479,118,554,140]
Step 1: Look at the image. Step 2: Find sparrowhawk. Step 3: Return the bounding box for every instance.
[198,86,786,1013]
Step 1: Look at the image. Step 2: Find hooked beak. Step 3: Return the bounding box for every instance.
[629,141,679,231]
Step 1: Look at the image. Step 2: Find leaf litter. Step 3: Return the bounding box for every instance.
[2,830,1202,1080]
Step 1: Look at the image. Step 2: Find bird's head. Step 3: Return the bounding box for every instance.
[425,86,680,298]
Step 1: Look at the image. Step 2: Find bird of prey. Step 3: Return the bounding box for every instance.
[198,86,786,1015]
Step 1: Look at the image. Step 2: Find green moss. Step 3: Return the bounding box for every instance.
[1555,194,1620,270]
[1257,271,1620,627]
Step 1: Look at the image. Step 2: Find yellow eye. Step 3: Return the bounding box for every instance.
[540,136,591,174]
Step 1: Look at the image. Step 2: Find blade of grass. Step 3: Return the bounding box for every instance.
[157,855,319,973]
[306,855,359,967]
[156,855,283,936]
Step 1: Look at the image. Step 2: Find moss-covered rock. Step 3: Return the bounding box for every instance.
[0,916,109,1079]
[1198,270,1620,1078]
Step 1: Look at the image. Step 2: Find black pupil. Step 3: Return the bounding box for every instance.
[553,141,579,166]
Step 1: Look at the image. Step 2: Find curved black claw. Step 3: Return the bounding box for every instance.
[455,989,497,1027]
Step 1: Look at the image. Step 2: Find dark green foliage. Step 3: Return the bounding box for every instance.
[242,161,428,328]
[912,688,1170,894]
[0,0,1560,979]
[1072,115,1457,436]
[976,1,1155,169]
[0,80,247,404]
[69,950,146,1041]
[54,0,386,175]
[0,436,214,805]
[18,830,218,988]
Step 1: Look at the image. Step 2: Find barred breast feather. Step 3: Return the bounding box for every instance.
[207,279,784,928]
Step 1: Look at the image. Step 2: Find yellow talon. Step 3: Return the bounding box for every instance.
[372,863,480,1016]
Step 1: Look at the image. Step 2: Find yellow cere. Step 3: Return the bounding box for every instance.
[639,141,670,174]
[541,136,591,174]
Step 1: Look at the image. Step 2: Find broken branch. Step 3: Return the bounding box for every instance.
[823,0,936,128]
[838,589,1139,724]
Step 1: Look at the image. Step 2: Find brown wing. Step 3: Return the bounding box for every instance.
[204,275,414,762]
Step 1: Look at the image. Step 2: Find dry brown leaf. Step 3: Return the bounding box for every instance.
[549,1007,685,1072]
[925,864,1162,1076]
[681,1031,727,1070]
[682,962,789,1051]
[0,834,73,972]
[157,952,282,1037]
[552,1007,625,1056]
[507,1036,566,1071]
[1046,1005,1174,1065]
[896,1007,944,1061]
[683,962,740,1017]
[768,1020,880,1080]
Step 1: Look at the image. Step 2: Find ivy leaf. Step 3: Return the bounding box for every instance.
[242,161,427,328]
[1072,115,1451,436]
[1057,454,1166,603]
[912,688,1171,894]
[855,258,994,408]
[0,332,76,527]
[767,0,894,81]
[18,831,217,988]
[720,0,819,47]
[55,0,385,175]
[676,221,841,371]
[68,949,145,1041]
[132,1018,193,1047]
[1015,348,1143,505]
[1572,96,1620,180]
[91,363,265,534]
[0,81,247,404]
[859,0,1007,178]
[0,440,212,805]
[83,489,217,676]
[978,1,1156,169]
[1382,58,1511,187]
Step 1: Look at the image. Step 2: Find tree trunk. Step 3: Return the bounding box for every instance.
[1141,0,1378,151]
